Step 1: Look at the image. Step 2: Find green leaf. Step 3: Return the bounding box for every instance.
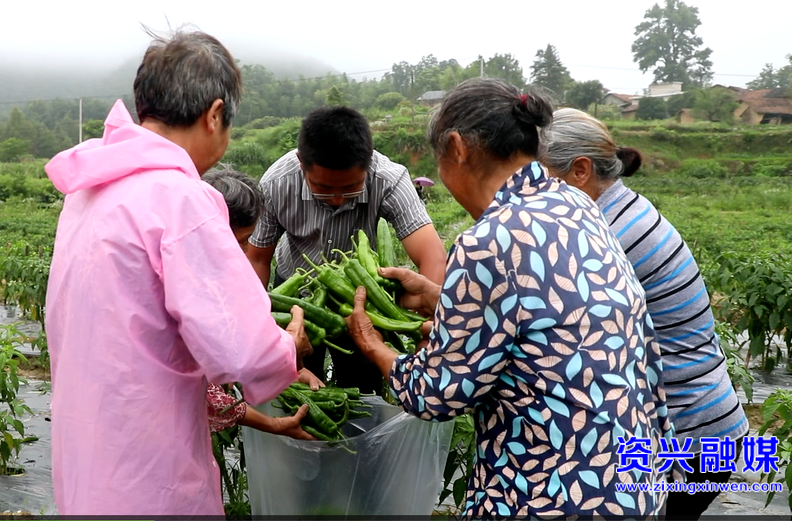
[0,441,10,463]
[770,312,781,331]
[785,460,792,489]
[453,477,467,507]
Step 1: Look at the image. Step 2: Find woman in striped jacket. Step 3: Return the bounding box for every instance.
[539,108,749,519]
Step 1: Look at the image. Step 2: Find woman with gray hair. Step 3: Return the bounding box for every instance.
[346,79,679,517]
[202,164,324,436]
[539,108,748,519]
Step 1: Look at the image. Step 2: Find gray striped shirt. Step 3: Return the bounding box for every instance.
[597,180,748,449]
[250,149,432,280]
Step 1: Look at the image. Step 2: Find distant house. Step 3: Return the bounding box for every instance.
[416,90,445,106]
[734,88,792,124]
[602,93,635,107]
[644,82,685,100]
[677,108,696,124]
[621,102,640,121]
[618,82,685,120]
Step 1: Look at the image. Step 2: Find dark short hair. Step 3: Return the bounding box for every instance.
[203,165,265,230]
[428,78,553,162]
[134,28,241,128]
[298,106,373,171]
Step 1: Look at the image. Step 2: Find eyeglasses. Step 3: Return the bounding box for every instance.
[311,189,365,201]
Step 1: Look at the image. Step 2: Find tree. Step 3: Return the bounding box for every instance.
[747,57,792,90]
[529,45,573,101]
[566,80,605,110]
[747,64,781,90]
[666,89,698,115]
[387,61,416,97]
[632,0,713,87]
[375,92,406,110]
[484,54,525,86]
[82,120,105,140]
[326,86,346,106]
[29,121,62,158]
[0,138,31,162]
[636,97,669,120]
[692,87,738,123]
[4,108,36,145]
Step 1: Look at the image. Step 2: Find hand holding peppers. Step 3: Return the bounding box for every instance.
[297,367,325,391]
[377,267,441,318]
[284,305,313,369]
[259,403,317,441]
[346,287,399,378]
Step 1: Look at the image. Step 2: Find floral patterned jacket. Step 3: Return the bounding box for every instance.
[389,162,678,518]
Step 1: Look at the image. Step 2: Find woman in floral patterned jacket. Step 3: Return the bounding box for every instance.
[347,78,680,518]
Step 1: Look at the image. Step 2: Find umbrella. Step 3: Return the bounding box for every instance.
[412,177,435,187]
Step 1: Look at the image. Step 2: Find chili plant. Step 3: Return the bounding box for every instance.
[0,241,50,365]
[0,324,33,475]
[759,390,792,510]
[211,383,251,516]
[438,414,475,516]
[709,253,792,372]
[716,320,755,403]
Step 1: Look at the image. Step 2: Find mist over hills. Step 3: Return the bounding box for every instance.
[0,46,338,108]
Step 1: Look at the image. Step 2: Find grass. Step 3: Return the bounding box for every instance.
[625,175,792,259]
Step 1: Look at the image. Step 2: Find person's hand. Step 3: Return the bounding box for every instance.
[285,305,312,369]
[345,287,384,357]
[268,404,316,441]
[420,320,432,341]
[297,368,324,391]
[379,267,440,316]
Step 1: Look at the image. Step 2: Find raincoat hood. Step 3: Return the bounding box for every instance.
[45,99,198,194]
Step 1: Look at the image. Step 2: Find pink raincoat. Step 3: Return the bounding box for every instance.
[44,100,298,515]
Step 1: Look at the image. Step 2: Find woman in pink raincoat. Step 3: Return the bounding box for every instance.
[44,30,311,515]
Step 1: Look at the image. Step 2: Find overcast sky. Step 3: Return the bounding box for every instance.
[2,0,790,95]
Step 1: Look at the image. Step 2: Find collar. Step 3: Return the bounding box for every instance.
[595,179,628,209]
[492,161,550,206]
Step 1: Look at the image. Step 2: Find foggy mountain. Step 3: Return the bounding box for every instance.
[0,46,338,108]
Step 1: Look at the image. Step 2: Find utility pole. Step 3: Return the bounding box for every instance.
[480,56,484,78]
[78,98,83,143]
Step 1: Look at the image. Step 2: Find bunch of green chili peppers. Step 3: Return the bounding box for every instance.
[267,218,428,356]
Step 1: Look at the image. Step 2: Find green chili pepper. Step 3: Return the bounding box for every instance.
[270,312,327,347]
[309,280,328,308]
[356,229,387,284]
[302,424,336,442]
[282,387,339,438]
[270,271,307,297]
[337,303,423,332]
[268,293,347,338]
[302,254,377,311]
[348,409,373,419]
[344,259,408,321]
[376,218,396,268]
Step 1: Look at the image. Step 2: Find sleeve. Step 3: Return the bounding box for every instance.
[161,213,298,406]
[388,226,520,421]
[207,383,247,433]
[379,164,433,240]
[249,176,285,249]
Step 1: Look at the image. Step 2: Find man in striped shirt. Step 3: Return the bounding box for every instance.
[247,106,447,392]
[540,108,748,519]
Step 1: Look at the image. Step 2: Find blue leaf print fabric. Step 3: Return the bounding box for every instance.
[389,162,678,518]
